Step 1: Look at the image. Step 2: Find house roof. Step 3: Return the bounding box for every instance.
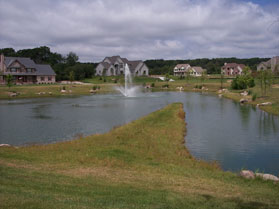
[35,64,56,75]
[174,64,190,69]
[127,60,141,72]
[4,56,56,76]
[5,57,37,68]
[222,63,245,69]
[192,66,205,73]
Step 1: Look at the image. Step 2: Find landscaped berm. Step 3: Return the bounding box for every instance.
[0,103,278,209]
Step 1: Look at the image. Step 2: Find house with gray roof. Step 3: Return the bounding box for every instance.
[95,56,149,76]
[0,54,56,84]
[174,64,206,77]
[257,56,279,73]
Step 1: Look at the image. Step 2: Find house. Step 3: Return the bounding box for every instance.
[221,63,246,76]
[0,54,56,84]
[95,56,149,76]
[257,56,279,73]
[173,64,206,77]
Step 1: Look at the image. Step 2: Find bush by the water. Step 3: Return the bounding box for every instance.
[151,83,155,87]
[252,93,257,101]
[162,84,169,88]
[231,67,255,90]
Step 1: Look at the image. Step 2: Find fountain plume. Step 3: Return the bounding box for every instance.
[115,64,140,97]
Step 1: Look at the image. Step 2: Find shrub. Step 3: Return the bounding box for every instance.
[248,90,253,95]
[62,86,66,90]
[99,77,102,80]
[252,93,257,101]
[92,86,97,90]
[151,83,155,87]
[162,84,169,88]
[231,75,255,90]
[103,78,106,82]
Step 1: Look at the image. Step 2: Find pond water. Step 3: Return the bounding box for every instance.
[0,92,279,174]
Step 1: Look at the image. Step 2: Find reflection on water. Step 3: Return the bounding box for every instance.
[0,92,279,175]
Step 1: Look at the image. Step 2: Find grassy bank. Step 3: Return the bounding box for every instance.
[1,103,278,208]
[0,84,114,99]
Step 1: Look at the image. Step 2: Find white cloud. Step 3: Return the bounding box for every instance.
[0,0,278,62]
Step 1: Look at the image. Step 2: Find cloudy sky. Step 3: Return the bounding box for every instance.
[0,0,279,62]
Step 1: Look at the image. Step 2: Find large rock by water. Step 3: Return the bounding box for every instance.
[240,170,255,179]
[255,173,279,182]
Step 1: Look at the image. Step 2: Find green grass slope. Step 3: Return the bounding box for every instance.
[0,103,278,208]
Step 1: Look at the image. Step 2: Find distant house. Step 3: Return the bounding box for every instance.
[257,56,279,73]
[0,54,56,84]
[173,64,206,77]
[221,63,246,76]
[95,56,149,76]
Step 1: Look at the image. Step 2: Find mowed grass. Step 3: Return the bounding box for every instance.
[0,84,114,99]
[1,103,279,209]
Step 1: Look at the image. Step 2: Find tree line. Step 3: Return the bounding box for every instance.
[0,46,97,81]
[0,46,271,79]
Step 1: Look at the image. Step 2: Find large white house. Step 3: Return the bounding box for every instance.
[95,56,149,76]
[174,64,206,77]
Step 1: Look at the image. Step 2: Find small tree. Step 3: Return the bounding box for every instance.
[5,74,13,89]
[165,73,170,82]
[200,70,207,85]
[69,71,75,83]
[185,71,191,85]
[220,73,224,89]
[258,69,273,96]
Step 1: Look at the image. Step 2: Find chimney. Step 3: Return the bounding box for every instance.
[0,53,4,72]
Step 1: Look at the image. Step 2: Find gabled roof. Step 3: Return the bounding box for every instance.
[174,64,190,69]
[222,63,245,69]
[5,57,36,68]
[36,64,56,75]
[100,62,112,69]
[192,66,205,73]
[127,60,141,72]
[4,56,55,76]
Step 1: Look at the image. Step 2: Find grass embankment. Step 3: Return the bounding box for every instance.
[0,84,114,99]
[148,77,279,115]
[1,103,279,208]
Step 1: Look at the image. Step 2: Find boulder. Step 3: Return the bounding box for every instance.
[60,90,67,93]
[240,91,248,96]
[240,170,255,179]
[9,93,17,97]
[255,173,279,182]
[257,102,272,107]
[0,144,11,147]
[240,98,248,104]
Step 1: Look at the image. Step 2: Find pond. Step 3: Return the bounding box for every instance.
[0,92,278,175]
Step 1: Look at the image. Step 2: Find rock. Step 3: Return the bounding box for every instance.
[61,90,67,93]
[240,91,248,96]
[218,94,223,98]
[69,90,72,93]
[240,170,255,179]
[9,93,17,97]
[0,144,11,147]
[48,92,52,95]
[176,86,184,91]
[90,89,96,93]
[218,90,223,94]
[256,173,279,181]
[257,102,272,107]
[240,98,248,104]
[222,88,229,93]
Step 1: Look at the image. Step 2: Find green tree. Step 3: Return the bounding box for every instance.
[258,69,273,96]
[5,74,13,89]
[69,71,75,83]
[66,52,79,66]
[220,73,224,89]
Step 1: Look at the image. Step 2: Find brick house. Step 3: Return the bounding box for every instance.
[0,54,56,85]
[221,63,246,76]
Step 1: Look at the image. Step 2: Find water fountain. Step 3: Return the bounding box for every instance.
[115,64,140,97]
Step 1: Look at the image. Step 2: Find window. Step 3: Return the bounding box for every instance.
[48,77,52,81]
[11,68,16,72]
[120,64,123,68]
[41,77,45,81]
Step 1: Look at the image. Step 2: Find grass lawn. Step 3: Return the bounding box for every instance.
[1,103,279,208]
